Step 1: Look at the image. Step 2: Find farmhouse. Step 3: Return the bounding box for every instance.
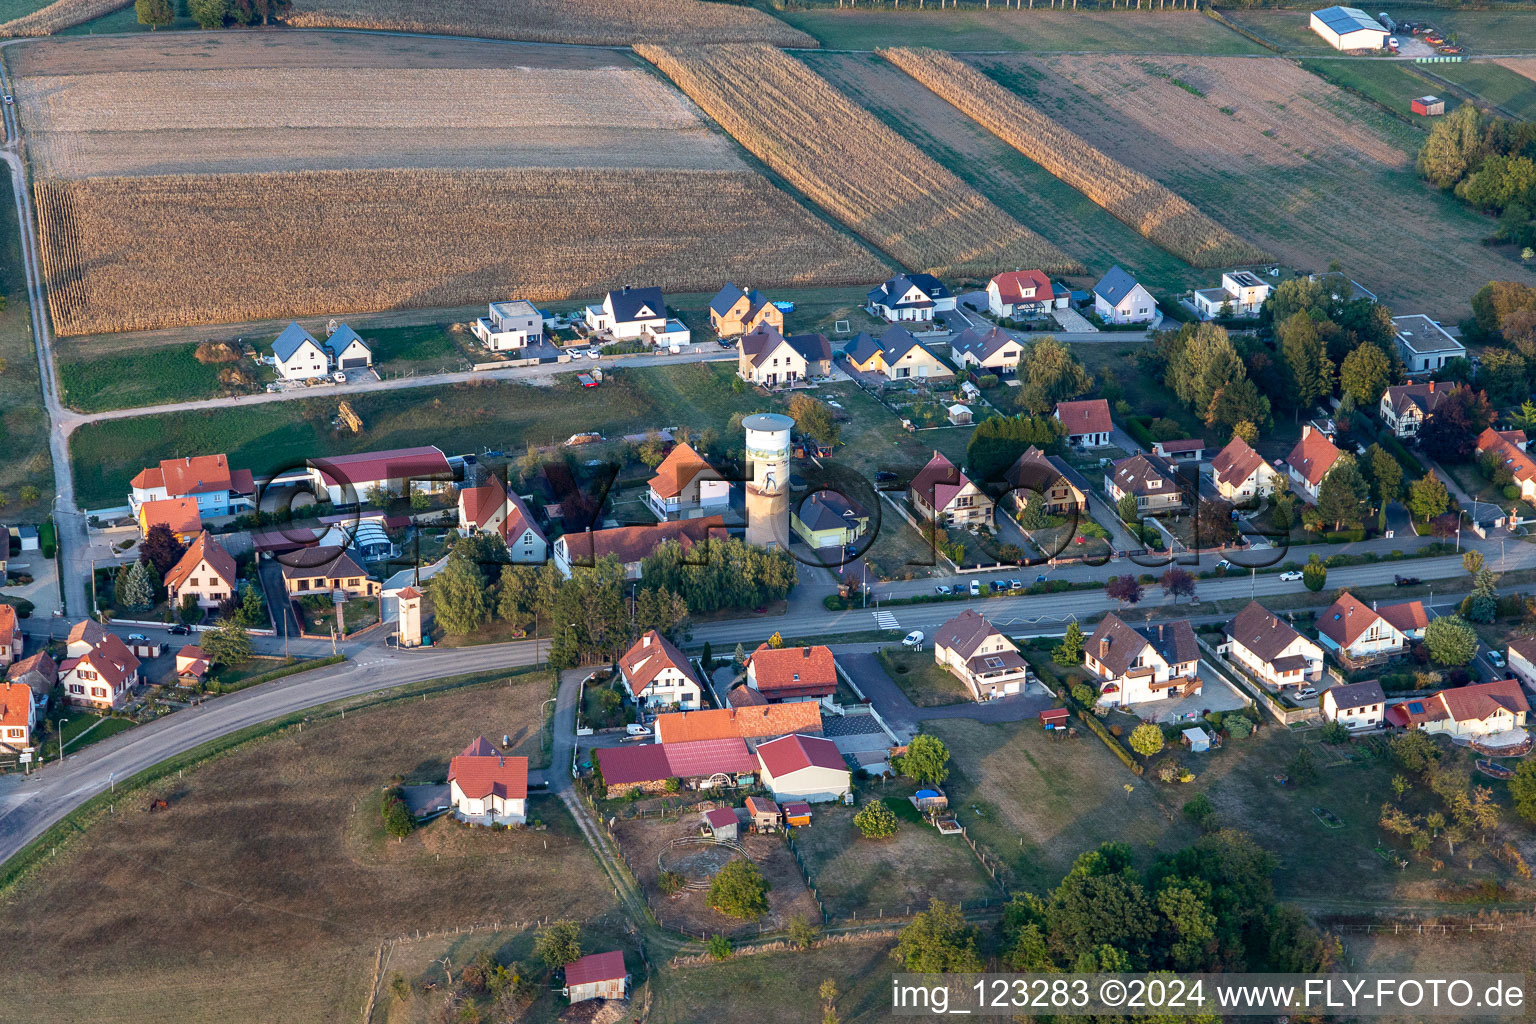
[553,515,724,579]
[745,644,836,703]
[164,530,238,611]
[138,496,203,542]
[1393,315,1465,376]
[1210,436,1278,502]
[1221,600,1323,687]
[701,806,740,840]
[1092,266,1157,325]
[0,604,20,667]
[1310,6,1388,50]
[909,451,993,528]
[1475,428,1536,503]
[1004,446,1086,516]
[0,681,35,753]
[1380,381,1452,439]
[710,283,783,338]
[324,324,373,370]
[175,645,210,685]
[447,736,529,825]
[654,702,822,747]
[932,609,1032,701]
[647,443,730,521]
[471,300,543,353]
[1106,454,1184,514]
[308,446,452,505]
[6,651,57,698]
[271,322,331,380]
[60,623,140,711]
[1286,425,1342,503]
[1085,614,1200,708]
[1054,398,1113,449]
[1316,593,1426,664]
[563,951,628,1005]
[1386,679,1530,738]
[949,325,1022,375]
[791,490,870,550]
[278,545,380,597]
[457,478,547,563]
[843,326,950,381]
[129,453,255,517]
[867,273,954,323]
[755,733,851,803]
[617,630,704,710]
[1321,679,1386,731]
[737,324,832,385]
[594,737,756,797]
[986,269,1065,319]
[1192,271,1271,320]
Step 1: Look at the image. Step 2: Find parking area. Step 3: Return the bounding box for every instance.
[1126,660,1250,724]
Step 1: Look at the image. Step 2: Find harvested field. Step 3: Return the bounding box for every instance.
[33,168,889,336]
[883,47,1266,269]
[0,0,124,37]
[976,55,1529,319]
[287,0,815,47]
[637,43,1078,279]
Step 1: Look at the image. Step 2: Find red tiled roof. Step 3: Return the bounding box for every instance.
[310,446,451,487]
[164,531,238,594]
[7,651,56,687]
[565,951,626,988]
[458,481,506,529]
[1317,593,1392,649]
[0,604,15,647]
[596,737,755,786]
[1155,439,1205,454]
[1210,435,1268,490]
[1054,399,1113,436]
[67,619,109,647]
[757,733,845,777]
[448,752,528,801]
[654,703,822,744]
[746,645,836,698]
[728,682,768,707]
[501,491,544,548]
[618,631,700,698]
[595,744,672,786]
[457,736,498,759]
[1378,600,1427,634]
[703,807,738,828]
[989,269,1053,306]
[1476,427,1536,484]
[649,443,717,500]
[140,497,203,536]
[1439,678,1529,724]
[561,516,724,567]
[1287,429,1341,487]
[0,681,31,729]
[73,633,140,688]
[131,453,241,496]
[907,451,979,516]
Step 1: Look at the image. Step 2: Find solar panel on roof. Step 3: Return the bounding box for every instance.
[1408,701,1425,714]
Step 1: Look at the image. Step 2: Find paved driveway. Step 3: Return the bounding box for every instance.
[837,649,1054,740]
[1123,661,1249,724]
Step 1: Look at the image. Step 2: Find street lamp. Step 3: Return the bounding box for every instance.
[57,717,67,764]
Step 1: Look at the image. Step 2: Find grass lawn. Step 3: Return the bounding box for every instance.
[1221,9,1340,51]
[52,713,134,761]
[1430,60,1536,120]
[776,7,1266,54]
[876,647,971,707]
[0,165,53,522]
[1299,58,1457,120]
[56,341,261,412]
[0,668,610,1023]
[791,794,998,919]
[647,938,899,1024]
[60,4,199,33]
[365,322,468,375]
[1418,9,1536,53]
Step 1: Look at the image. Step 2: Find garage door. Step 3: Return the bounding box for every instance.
[339,357,369,369]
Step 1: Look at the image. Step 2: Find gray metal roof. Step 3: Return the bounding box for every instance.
[325,323,369,358]
[1393,315,1464,356]
[273,321,321,362]
[606,285,665,324]
[1313,5,1385,35]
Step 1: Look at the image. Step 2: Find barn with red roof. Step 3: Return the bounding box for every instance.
[756,733,851,803]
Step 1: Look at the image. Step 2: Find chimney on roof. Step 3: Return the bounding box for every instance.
[1159,624,1164,641]
[1429,381,1435,393]
[1099,637,1111,659]
[1373,600,1378,611]
[642,634,652,648]
[803,647,811,659]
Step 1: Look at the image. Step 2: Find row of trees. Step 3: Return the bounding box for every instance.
[137,0,288,29]
[1148,322,1272,435]
[1421,105,1536,251]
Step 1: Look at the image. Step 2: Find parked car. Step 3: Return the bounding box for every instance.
[1278,570,1304,582]
[935,584,951,596]
[1036,574,1048,583]
[1488,650,1506,669]
[969,579,981,596]
[874,471,898,483]
[1216,559,1232,570]
[1394,574,1421,586]
[126,633,148,644]
[1010,578,1023,591]
[1294,687,1318,699]
[168,624,191,635]
[903,630,925,648]
[625,724,652,737]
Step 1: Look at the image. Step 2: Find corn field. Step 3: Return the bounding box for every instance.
[287,0,816,47]
[637,43,1079,279]
[882,47,1268,269]
[0,0,127,37]
[33,167,889,336]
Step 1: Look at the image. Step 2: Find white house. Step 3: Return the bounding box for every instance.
[618,630,704,710]
[646,443,730,521]
[1192,271,1271,320]
[867,273,955,323]
[1310,5,1389,49]
[1380,381,1452,439]
[324,324,373,370]
[0,604,21,668]
[447,737,528,825]
[755,733,851,803]
[0,680,35,753]
[1321,680,1386,731]
[1222,601,1323,687]
[1393,315,1465,376]
[1286,425,1342,503]
[1316,594,1426,664]
[1054,399,1114,449]
[1093,266,1158,325]
[59,621,140,711]
[271,322,331,380]
[585,285,670,341]
[949,325,1023,375]
[471,300,543,353]
[1085,614,1200,707]
[1106,453,1185,514]
[457,479,548,564]
[1506,637,1536,693]
[308,446,452,505]
[932,609,1031,701]
[1386,679,1530,738]
[986,269,1065,319]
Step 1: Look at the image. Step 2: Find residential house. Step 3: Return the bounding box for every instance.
[1321,679,1386,730]
[456,478,548,564]
[986,269,1065,319]
[1004,447,1086,517]
[6,651,57,699]
[1054,399,1113,449]
[1310,5,1389,49]
[129,453,255,517]
[1394,315,1464,375]
[324,324,373,370]
[553,515,724,580]
[563,951,628,1004]
[1092,266,1158,325]
[278,545,380,597]
[755,733,851,803]
[175,645,210,685]
[866,273,955,323]
[308,446,452,505]
[164,530,238,612]
[1505,637,1536,692]
[594,737,756,797]
[1286,425,1342,503]
[909,451,993,527]
[447,736,529,825]
[59,625,140,710]
[745,794,782,831]
[138,497,203,542]
[1152,439,1205,462]
[1475,428,1536,504]
[1106,453,1185,514]
[1085,614,1201,707]
[654,703,822,747]
[949,326,1022,375]
[0,680,34,753]
[737,324,832,385]
[0,604,20,667]
[1221,600,1324,687]
[585,285,667,340]
[843,326,950,381]
[744,644,836,704]
[710,283,783,338]
[1315,593,1425,664]
[1380,381,1453,439]
[701,806,739,840]
[647,443,730,522]
[1210,436,1279,502]
[932,609,1031,701]
[1386,679,1530,738]
[1192,271,1271,320]
[271,322,331,380]
[791,491,869,550]
[618,630,704,710]
[471,300,542,353]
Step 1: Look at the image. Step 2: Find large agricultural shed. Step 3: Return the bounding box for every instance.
[1310,6,1389,50]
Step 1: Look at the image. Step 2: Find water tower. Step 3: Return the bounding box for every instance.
[742,412,794,550]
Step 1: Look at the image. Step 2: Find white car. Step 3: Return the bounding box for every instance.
[1278,570,1304,582]
[1294,687,1318,699]
[969,579,981,597]
[903,630,925,648]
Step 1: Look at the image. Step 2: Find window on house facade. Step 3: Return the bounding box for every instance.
[91,687,106,698]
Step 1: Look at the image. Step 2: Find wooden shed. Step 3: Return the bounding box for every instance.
[564,951,628,1004]
[1412,95,1445,116]
[783,801,814,827]
[745,795,781,832]
[1040,707,1069,730]
[701,806,739,841]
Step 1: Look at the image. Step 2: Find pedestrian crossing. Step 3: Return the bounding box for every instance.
[874,610,899,630]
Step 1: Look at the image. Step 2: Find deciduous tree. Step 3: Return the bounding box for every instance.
[1130,724,1165,757]
[535,920,582,970]
[1315,454,1369,531]
[1424,615,1478,666]
[1339,342,1392,405]
[854,800,898,839]
[1407,473,1451,523]
[139,523,187,577]
[707,858,771,920]
[135,0,173,27]
[431,551,489,636]
[1159,567,1196,604]
[1106,574,1142,609]
[893,899,984,972]
[900,733,950,787]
